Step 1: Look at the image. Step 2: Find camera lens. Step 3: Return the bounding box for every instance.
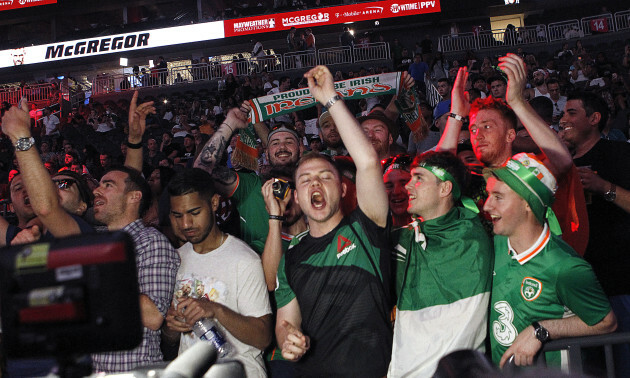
[272,181,281,191]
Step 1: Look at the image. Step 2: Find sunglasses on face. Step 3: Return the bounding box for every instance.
[52,178,77,190]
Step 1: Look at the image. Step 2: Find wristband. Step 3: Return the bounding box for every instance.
[448,113,467,122]
[222,123,234,134]
[324,94,342,110]
[125,140,143,149]
[269,215,286,221]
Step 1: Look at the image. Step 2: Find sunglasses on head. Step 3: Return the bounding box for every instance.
[270,122,297,132]
[52,178,77,190]
[382,153,412,172]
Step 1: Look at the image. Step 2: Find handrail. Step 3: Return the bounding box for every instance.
[614,10,630,31]
[540,331,630,378]
[89,43,393,95]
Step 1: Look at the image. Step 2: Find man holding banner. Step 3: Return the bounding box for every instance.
[194,67,422,253]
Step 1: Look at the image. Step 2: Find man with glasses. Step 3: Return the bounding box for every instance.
[389,151,492,377]
[195,103,301,253]
[1,98,94,245]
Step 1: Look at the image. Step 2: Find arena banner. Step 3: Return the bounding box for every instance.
[0,0,56,11]
[0,21,224,68]
[224,0,441,37]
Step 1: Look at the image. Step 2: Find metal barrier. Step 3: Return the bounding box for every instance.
[478,29,506,49]
[353,42,390,63]
[424,75,442,108]
[548,19,583,42]
[581,13,615,36]
[438,33,478,53]
[283,51,317,71]
[541,332,630,378]
[318,46,352,66]
[250,54,283,74]
[89,43,393,95]
[0,83,58,107]
[615,10,630,31]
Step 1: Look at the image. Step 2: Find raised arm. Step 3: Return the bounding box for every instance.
[261,179,291,290]
[498,54,572,177]
[436,67,470,154]
[125,91,156,171]
[194,102,251,196]
[305,65,388,227]
[383,73,415,121]
[1,98,81,238]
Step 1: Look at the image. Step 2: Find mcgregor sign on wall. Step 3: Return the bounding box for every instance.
[224,0,441,37]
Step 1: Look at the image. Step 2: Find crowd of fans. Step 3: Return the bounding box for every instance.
[1,31,630,377]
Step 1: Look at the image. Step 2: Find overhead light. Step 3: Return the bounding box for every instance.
[57,75,65,80]
[344,22,354,24]
[120,57,128,66]
[350,29,355,35]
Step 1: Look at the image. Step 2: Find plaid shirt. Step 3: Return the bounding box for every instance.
[92,219,180,372]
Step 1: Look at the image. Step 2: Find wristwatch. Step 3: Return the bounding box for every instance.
[604,184,617,202]
[14,137,35,151]
[532,321,550,343]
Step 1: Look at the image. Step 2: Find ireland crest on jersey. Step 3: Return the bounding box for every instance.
[521,277,542,301]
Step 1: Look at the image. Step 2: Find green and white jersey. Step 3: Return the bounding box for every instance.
[390,207,494,377]
[490,224,611,367]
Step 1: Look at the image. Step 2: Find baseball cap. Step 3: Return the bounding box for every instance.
[486,153,561,234]
[358,110,398,140]
[433,100,452,120]
[319,110,333,127]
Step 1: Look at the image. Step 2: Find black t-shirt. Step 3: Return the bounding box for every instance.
[574,139,630,296]
[278,208,392,377]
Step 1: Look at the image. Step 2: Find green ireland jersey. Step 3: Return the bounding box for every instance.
[230,171,269,254]
[490,225,611,367]
[390,207,494,377]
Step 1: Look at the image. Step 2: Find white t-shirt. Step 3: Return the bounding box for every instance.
[174,236,271,378]
[43,114,60,135]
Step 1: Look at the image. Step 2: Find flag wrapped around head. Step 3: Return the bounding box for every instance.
[486,153,562,235]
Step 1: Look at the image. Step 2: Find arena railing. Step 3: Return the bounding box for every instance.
[424,74,442,108]
[0,82,59,108]
[547,19,584,42]
[439,8,630,53]
[615,9,630,31]
[250,55,284,74]
[283,50,317,71]
[318,46,352,66]
[90,43,393,95]
[353,42,390,63]
[438,33,479,54]
[539,331,630,378]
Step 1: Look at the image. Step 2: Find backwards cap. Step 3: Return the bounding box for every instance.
[487,153,561,235]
